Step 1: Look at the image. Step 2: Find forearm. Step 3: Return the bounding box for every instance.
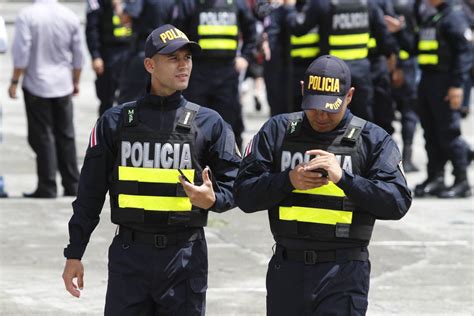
[73,69,81,86]
[10,68,24,83]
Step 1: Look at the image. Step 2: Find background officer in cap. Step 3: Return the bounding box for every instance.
[86,0,132,116]
[413,0,472,198]
[62,24,241,315]
[177,0,257,149]
[234,55,411,315]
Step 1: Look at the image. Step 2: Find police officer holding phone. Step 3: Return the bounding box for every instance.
[234,55,412,315]
[62,24,241,315]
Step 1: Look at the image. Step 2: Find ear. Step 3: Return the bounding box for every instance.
[345,87,355,105]
[144,58,154,74]
[300,80,305,97]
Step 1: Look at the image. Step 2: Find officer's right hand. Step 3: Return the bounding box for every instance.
[92,58,104,76]
[289,163,328,190]
[62,259,84,298]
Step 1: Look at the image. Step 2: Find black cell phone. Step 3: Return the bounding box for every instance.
[178,168,191,183]
[312,168,328,178]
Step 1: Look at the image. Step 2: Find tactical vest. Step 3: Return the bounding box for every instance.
[328,0,370,60]
[270,114,375,242]
[291,26,320,62]
[109,101,208,228]
[195,0,239,58]
[417,10,452,72]
[100,4,131,45]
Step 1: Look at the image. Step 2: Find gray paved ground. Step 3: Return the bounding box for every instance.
[0,2,473,315]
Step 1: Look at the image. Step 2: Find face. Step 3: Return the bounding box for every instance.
[144,47,192,96]
[304,88,354,133]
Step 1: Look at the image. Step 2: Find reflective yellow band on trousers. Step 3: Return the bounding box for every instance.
[328,33,369,46]
[293,181,346,197]
[118,195,192,211]
[198,25,238,36]
[199,39,237,50]
[291,33,320,45]
[329,48,368,60]
[291,47,320,58]
[118,166,195,183]
[279,206,353,225]
[418,54,438,65]
[418,40,438,51]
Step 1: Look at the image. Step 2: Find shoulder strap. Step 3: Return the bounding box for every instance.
[342,116,366,145]
[177,102,200,130]
[122,101,138,127]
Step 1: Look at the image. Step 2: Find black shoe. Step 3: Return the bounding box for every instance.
[438,181,472,198]
[255,97,262,112]
[403,160,419,173]
[414,177,446,197]
[23,190,56,198]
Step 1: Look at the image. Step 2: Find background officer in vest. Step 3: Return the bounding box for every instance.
[284,0,398,122]
[177,0,257,149]
[115,0,177,104]
[86,0,132,116]
[234,55,412,315]
[413,0,472,198]
[62,24,241,315]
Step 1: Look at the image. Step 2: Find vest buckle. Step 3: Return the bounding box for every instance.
[304,250,317,264]
[154,234,167,248]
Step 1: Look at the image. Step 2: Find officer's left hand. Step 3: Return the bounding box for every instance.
[179,167,216,210]
[234,56,249,73]
[445,87,463,110]
[304,149,343,184]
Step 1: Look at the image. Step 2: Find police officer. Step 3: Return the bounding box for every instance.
[388,0,421,172]
[414,0,472,198]
[177,0,257,148]
[116,0,177,104]
[234,55,412,315]
[86,0,132,116]
[284,0,398,122]
[62,24,241,315]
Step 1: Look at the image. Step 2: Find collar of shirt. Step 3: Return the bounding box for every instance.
[140,91,185,111]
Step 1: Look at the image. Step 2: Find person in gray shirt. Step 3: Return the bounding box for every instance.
[8,0,83,198]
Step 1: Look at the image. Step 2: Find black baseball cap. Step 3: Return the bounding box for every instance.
[301,55,351,113]
[144,24,201,58]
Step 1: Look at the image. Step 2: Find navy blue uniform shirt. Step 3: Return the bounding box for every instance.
[235,110,411,224]
[64,92,241,259]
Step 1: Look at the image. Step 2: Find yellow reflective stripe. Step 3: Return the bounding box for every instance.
[291,33,320,45]
[118,166,195,183]
[198,25,238,36]
[291,47,320,58]
[329,48,368,60]
[418,54,438,65]
[199,39,237,50]
[119,195,192,211]
[114,27,132,37]
[328,33,370,46]
[399,50,410,60]
[293,181,345,197]
[279,206,352,225]
[368,37,376,48]
[418,40,438,51]
[112,15,120,26]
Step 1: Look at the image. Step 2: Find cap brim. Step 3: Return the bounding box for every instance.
[301,94,345,113]
[158,41,201,55]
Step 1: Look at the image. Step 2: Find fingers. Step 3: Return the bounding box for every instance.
[201,167,212,185]
[63,273,81,298]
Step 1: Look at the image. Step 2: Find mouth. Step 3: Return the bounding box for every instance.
[176,73,189,79]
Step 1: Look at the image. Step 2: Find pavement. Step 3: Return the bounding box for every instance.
[0,1,473,315]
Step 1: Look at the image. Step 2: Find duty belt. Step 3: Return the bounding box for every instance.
[118,226,203,248]
[275,244,368,265]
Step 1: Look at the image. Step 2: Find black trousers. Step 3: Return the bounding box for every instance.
[184,60,244,148]
[95,45,129,115]
[23,88,79,196]
[266,246,370,316]
[417,72,469,179]
[105,231,208,315]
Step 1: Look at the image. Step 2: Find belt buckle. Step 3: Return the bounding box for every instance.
[154,234,167,248]
[304,250,317,265]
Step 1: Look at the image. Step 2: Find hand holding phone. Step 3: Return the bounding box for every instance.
[312,168,328,178]
[178,168,191,183]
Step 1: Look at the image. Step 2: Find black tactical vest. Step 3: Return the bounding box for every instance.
[109,101,208,228]
[270,113,375,242]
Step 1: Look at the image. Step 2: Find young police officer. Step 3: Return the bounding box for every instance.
[62,24,241,315]
[234,55,412,315]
